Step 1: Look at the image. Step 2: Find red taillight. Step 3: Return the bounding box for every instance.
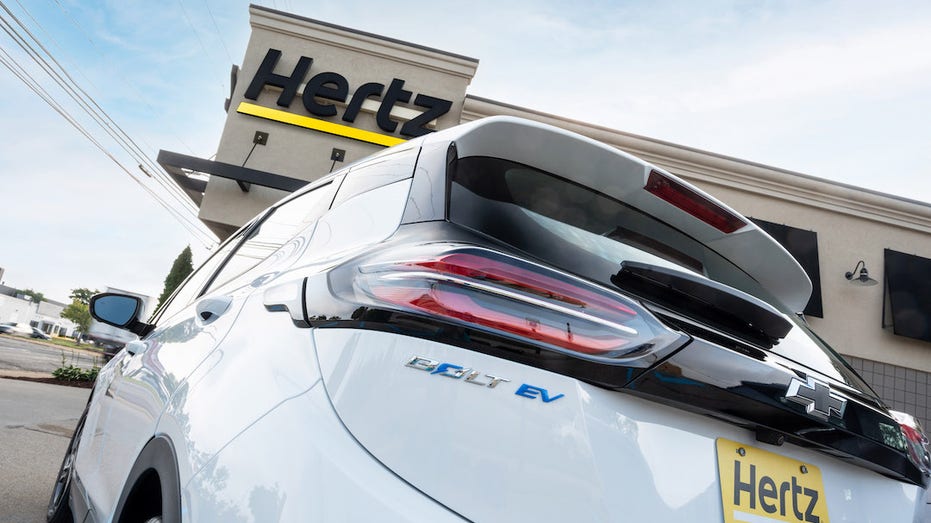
[340,245,680,361]
[891,410,931,475]
[645,170,746,233]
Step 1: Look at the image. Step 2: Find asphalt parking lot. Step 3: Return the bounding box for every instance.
[0,378,90,522]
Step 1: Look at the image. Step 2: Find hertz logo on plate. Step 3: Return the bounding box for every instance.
[716,438,830,523]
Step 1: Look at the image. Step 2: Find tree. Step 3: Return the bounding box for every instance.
[21,288,44,304]
[69,288,99,305]
[61,300,92,334]
[156,246,193,309]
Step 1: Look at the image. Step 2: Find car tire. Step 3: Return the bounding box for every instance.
[46,399,90,523]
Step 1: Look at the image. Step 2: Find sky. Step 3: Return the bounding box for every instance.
[0,0,929,304]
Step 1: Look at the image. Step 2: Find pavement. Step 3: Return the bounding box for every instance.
[0,335,104,378]
[0,369,54,379]
[0,378,91,522]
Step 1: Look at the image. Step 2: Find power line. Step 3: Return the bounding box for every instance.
[202,0,233,66]
[176,0,225,92]
[0,5,217,246]
[0,4,199,212]
[0,48,215,246]
[42,0,198,156]
[0,3,212,222]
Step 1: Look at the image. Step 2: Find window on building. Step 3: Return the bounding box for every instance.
[883,249,931,342]
[750,218,823,317]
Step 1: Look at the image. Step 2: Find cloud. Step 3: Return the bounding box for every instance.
[683,21,931,111]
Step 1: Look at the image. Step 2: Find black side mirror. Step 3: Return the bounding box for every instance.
[89,293,152,336]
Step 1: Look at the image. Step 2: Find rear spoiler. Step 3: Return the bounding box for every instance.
[419,116,813,312]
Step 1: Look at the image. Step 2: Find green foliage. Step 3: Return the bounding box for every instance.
[156,246,193,309]
[61,300,92,333]
[53,351,99,382]
[69,288,99,305]
[21,288,44,304]
[53,364,99,382]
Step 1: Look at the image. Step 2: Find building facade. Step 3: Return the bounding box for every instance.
[0,285,77,337]
[159,5,931,429]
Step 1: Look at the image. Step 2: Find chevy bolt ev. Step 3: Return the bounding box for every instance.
[51,117,929,522]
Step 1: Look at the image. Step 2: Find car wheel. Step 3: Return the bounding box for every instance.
[46,400,89,523]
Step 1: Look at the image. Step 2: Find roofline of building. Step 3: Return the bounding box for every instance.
[466,94,931,212]
[463,95,931,234]
[249,5,480,64]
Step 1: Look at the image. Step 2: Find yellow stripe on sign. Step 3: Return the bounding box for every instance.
[236,102,407,147]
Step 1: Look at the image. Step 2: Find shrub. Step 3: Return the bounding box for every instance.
[53,350,100,382]
[52,364,99,382]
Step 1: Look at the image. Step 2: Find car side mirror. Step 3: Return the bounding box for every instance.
[89,293,153,337]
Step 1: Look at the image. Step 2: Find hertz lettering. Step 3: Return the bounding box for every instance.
[733,460,820,523]
[244,49,452,138]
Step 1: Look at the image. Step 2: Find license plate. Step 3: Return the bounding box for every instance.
[716,438,830,523]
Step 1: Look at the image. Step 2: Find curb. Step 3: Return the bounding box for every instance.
[0,369,54,379]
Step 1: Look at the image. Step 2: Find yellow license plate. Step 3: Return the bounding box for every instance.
[717,438,830,523]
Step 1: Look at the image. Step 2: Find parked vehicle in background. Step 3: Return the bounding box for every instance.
[84,287,152,357]
[0,322,49,340]
[49,117,930,522]
[30,326,50,340]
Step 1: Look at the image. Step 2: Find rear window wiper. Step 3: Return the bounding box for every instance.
[611,261,792,346]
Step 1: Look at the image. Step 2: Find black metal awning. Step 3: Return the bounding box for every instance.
[157,150,308,207]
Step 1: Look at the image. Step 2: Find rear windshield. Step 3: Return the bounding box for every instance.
[449,156,769,297]
[447,156,872,391]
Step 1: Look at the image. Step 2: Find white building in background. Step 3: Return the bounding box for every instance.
[0,285,77,337]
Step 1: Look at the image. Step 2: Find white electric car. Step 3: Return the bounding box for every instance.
[50,116,929,522]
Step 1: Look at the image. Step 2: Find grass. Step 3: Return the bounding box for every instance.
[45,336,104,354]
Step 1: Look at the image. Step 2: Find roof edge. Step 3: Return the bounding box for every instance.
[249,5,479,64]
[463,95,931,231]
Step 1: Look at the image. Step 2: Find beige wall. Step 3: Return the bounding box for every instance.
[198,6,477,236]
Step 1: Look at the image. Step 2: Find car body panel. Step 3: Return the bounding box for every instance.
[182,383,466,522]
[74,291,250,519]
[158,287,322,488]
[314,328,924,522]
[60,116,927,522]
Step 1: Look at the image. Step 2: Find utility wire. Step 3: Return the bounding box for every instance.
[0,2,211,228]
[0,5,199,215]
[43,0,197,155]
[202,0,233,66]
[0,49,215,246]
[176,0,225,92]
[0,11,216,245]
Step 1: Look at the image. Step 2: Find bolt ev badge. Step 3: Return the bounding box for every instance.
[785,376,847,422]
[405,356,564,403]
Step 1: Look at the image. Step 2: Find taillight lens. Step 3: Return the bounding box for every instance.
[891,410,931,476]
[332,244,682,363]
[645,170,746,233]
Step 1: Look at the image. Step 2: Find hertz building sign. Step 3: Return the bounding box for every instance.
[240,49,454,146]
[186,6,477,233]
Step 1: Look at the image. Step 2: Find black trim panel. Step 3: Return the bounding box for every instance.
[627,338,927,487]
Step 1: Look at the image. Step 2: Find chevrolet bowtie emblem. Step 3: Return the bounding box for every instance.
[785,376,847,422]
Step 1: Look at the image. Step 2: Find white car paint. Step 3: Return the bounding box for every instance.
[62,116,927,523]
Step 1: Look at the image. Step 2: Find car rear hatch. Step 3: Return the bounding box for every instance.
[306,117,927,521]
[437,117,926,484]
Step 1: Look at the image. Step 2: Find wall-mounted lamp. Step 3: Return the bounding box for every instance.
[845,260,878,286]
